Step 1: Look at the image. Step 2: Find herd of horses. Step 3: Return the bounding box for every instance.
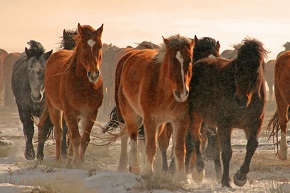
[0,23,290,189]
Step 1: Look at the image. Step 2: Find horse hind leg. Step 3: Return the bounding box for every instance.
[277,105,289,160]
[118,133,129,172]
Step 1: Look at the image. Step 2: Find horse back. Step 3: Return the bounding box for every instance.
[118,49,158,115]
[275,51,290,101]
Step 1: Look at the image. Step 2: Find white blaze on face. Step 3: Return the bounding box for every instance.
[175,51,187,101]
[87,39,96,51]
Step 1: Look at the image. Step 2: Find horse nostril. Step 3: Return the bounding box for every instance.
[175,90,180,99]
[87,71,91,77]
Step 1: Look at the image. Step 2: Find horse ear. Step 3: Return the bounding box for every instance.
[95,24,104,37]
[77,23,83,36]
[190,39,195,50]
[162,36,170,47]
[44,50,53,60]
[217,41,221,49]
[194,35,198,44]
[63,29,68,39]
[25,47,31,59]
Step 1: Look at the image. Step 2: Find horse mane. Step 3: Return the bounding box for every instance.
[135,41,160,49]
[231,43,242,50]
[194,37,218,57]
[283,42,290,50]
[237,38,268,61]
[59,29,77,50]
[154,34,192,63]
[26,40,45,58]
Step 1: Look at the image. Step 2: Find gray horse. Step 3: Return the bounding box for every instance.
[11,40,52,160]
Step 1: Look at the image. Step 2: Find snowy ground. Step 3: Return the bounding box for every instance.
[0,100,289,193]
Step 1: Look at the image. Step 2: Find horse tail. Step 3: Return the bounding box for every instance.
[102,106,122,133]
[36,105,53,141]
[267,110,281,153]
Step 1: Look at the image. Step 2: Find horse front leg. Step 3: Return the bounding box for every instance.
[64,114,80,165]
[219,128,233,188]
[18,108,35,160]
[171,117,189,182]
[234,128,260,187]
[79,114,96,162]
[141,117,158,177]
[37,115,53,161]
[277,105,289,160]
[189,113,205,183]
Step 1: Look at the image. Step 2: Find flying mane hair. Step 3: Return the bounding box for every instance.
[27,40,45,58]
[153,34,192,63]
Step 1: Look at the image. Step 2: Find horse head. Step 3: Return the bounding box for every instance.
[233,38,267,108]
[76,23,103,84]
[193,35,220,62]
[162,35,194,102]
[25,41,52,103]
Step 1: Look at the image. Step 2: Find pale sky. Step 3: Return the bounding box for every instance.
[1,0,290,59]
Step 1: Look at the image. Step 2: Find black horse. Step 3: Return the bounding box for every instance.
[189,38,267,187]
[11,40,53,160]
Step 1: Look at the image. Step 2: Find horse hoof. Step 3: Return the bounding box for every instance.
[234,171,247,187]
[192,168,205,183]
[129,166,141,174]
[25,149,35,160]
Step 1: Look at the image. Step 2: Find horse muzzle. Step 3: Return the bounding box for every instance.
[234,94,250,108]
[31,85,45,103]
[173,89,189,102]
[87,70,100,83]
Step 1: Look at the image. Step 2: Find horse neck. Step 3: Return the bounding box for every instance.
[69,47,87,78]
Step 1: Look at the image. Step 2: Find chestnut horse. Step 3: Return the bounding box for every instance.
[115,34,194,181]
[189,38,267,187]
[44,23,104,164]
[267,51,290,161]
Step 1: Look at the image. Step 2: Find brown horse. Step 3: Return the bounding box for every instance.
[189,38,267,188]
[264,59,276,101]
[2,52,23,107]
[0,49,8,104]
[268,50,290,161]
[115,34,194,181]
[276,42,290,59]
[220,43,241,59]
[44,23,104,164]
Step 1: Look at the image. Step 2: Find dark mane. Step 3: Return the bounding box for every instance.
[237,38,268,60]
[135,41,160,49]
[193,37,219,61]
[27,40,45,58]
[59,29,77,50]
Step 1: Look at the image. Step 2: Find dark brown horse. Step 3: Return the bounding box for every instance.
[264,59,276,101]
[267,50,290,161]
[44,23,104,164]
[189,38,267,187]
